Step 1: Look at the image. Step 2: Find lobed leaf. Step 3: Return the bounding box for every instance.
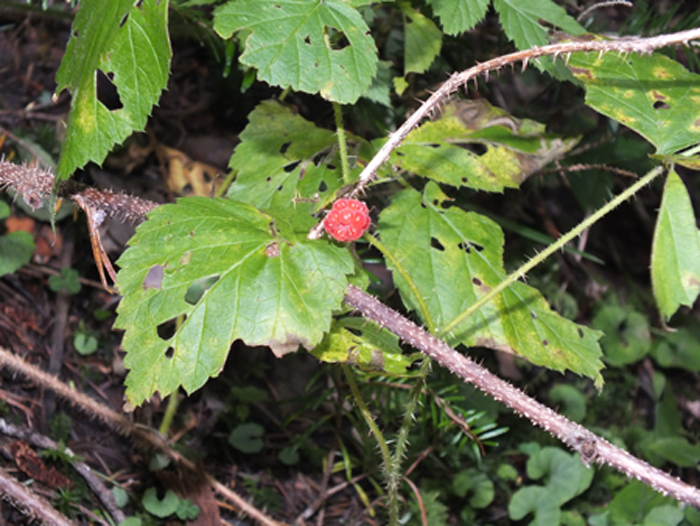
[55,0,171,181]
[651,168,700,320]
[426,0,489,36]
[378,183,604,387]
[115,197,355,406]
[213,0,378,104]
[390,100,578,192]
[568,49,700,155]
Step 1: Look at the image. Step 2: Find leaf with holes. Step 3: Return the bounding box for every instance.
[493,0,584,79]
[651,168,700,320]
[114,197,355,407]
[426,0,489,36]
[227,100,377,239]
[389,100,578,192]
[401,3,442,76]
[311,317,420,375]
[213,0,378,104]
[568,49,700,155]
[378,183,604,387]
[55,0,171,182]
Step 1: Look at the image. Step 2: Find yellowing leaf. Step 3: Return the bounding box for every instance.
[568,49,700,155]
[55,0,171,181]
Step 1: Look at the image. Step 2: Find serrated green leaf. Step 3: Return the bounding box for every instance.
[0,231,35,277]
[115,197,355,406]
[363,60,392,106]
[55,0,171,181]
[390,99,578,192]
[568,51,700,155]
[311,317,419,374]
[426,0,489,36]
[379,184,603,386]
[213,0,378,104]
[400,3,442,76]
[226,100,346,235]
[493,0,584,79]
[651,169,700,320]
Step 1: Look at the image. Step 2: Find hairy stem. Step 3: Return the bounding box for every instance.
[363,232,436,334]
[333,102,352,183]
[341,365,396,524]
[440,165,665,337]
[344,285,700,508]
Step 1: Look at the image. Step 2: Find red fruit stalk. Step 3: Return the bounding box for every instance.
[324,198,371,242]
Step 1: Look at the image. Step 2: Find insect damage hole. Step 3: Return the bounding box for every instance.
[324,26,350,50]
[164,347,174,359]
[156,317,186,341]
[96,70,123,111]
[430,237,445,251]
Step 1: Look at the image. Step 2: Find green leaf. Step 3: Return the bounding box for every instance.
[592,303,651,366]
[509,447,594,524]
[49,267,82,295]
[142,488,180,518]
[115,197,355,406]
[400,3,442,76]
[229,422,265,453]
[493,0,584,79]
[55,0,171,181]
[549,384,587,422]
[605,480,678,524]
[651,169,700,320]
[378,184,604,387]
[0,231,35,277]
[311,317,420,375]
[568,51,700,155]
[642,436,700,468]
[651,326,700,372]
[390,100,578,192]
[213,0,378,104]
[452,469,494,509]
[363,60,393,106]
[426,0,489,36]
[0,201,9,220]
[226,100,346,234]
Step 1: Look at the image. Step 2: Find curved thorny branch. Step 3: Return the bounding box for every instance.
[308,26,700,239]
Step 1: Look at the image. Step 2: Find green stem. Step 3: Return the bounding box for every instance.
[387,359,430,515]
[439,165,665,337]
[341,365,396,524]
[363,232,436,334]
[159,390,179,436]
[333,102,351,183]
[214,169,237,198]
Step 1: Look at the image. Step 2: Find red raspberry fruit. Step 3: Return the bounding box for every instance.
[324,198,371,242]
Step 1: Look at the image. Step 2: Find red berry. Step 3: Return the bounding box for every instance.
[324,198,371,242]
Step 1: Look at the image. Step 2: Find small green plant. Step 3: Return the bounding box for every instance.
[0,201,34,278]
[49,267,82,295]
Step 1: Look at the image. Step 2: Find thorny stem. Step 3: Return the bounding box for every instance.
[341,365,397,524]
[439,165,666,337]
[363,232,436,334]
[343,285,700,509]
[388,359,431,518]
[333,102,352,184]
[308,26,700,239]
